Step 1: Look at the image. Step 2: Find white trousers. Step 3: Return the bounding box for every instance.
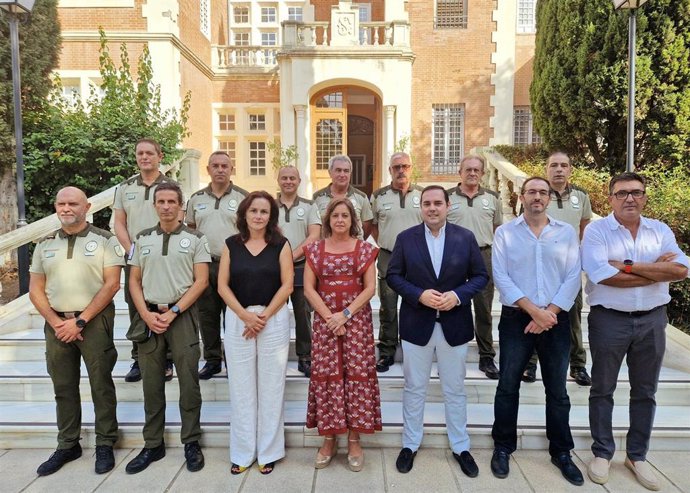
[225,304,290,466]
[402,323,470,453]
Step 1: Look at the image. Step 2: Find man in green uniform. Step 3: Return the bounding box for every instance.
[276,166,321,376]
[125,182,210,474]
[447,155,503,379]
[522,151,593,386]
[370,152,423,372]
[29,187,124,476]
[113,138,179,382]
[313,154,373,240]
[186,150,248,379]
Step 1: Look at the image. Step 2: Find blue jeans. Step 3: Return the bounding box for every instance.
[492,307,574,457]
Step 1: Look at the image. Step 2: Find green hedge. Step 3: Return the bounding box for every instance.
[493,145,690,334]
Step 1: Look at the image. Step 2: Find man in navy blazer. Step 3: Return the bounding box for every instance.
[387,185,488,477]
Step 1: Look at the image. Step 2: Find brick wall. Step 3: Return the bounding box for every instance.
[179,0,212,66]
[214,79,280,103]
[58,0,146,30]
[514,34,536,106]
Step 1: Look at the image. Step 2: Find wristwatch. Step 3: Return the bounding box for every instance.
[171,305,181,315]
[623,259,634,274]
[75,318,87,330]
[342,308,352,320]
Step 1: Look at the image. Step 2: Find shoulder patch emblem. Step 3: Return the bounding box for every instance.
[204,242,210,254]
[114,244,125,257]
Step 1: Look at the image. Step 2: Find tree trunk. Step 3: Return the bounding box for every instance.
[0,166,18,267]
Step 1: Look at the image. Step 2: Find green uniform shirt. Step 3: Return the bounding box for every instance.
[546,184,592,234]
[129,224,211,304]
[370,184,423,251]
[313,184,373,240]
[447,185,503,247]
[30,224,125,312]
[185,183,249,257]
[277,194,321,262]
[113,173,180,239]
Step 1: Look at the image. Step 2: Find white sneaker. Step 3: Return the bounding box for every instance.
[624,457,661,491]
[587,456,610,484]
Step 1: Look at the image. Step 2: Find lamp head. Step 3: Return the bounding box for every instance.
[0,0,35,14]
[612,0,649,9]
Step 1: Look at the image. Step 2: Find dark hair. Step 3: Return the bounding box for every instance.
[520,176,550,194]
[153,182,183,204]
[322,198,360,238]
[609,172,646,195]
[135,138,162,155]
[208,150,232,165]
[235,191,283,245]
[547,149,570,163]
[420,185,450,204]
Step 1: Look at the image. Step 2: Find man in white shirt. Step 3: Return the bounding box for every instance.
[490,177,583,486]
[582,172,689,490]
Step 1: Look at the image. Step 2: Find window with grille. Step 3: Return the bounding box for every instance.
[219,114,235,131]
[234,32,250,45]
[217,141,237,174]
[431,104,465,175]
[315,92,344,109]
[513,106,542,145]
[287,6,303,21]
[435,0,468,29]
[249,141,267,176]
[200,0,210,38]
[234,32,250,64]
[249,113,266,131]
[261,32,277,64]
[234,5,249,23]
[315,119,343,170]
[517,0,537,33]
[261,6,277,23]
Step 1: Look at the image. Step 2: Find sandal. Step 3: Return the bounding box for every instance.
[259,461,275,475]
[347,438,364,472]
[231,462,249,475]
[315,436,337,469]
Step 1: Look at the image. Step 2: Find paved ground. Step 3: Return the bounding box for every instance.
[2,447,689,492]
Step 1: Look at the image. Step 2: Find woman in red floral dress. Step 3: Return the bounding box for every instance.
[303,198,381,472]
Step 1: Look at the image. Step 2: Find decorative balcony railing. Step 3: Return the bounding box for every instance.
[213,46,280,69]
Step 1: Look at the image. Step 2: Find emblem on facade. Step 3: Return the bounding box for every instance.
[337,16,354,36]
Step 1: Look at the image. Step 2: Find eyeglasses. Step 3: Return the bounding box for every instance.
[391,164,411,172]
[523,189,549,197]
[612,190,645,200]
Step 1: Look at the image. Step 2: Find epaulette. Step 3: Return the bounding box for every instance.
[570,184,590,195]
[181,225,205,239]
[313,187,330,199]
[232,184,250,197]
[411,184,424,192]
[122,175,139,186]
[298,197,314,205]
[351,187,368,198]
[191,189,206,197]
[36,230,59,244]
[484,188,500,199]
[87,224,115,239]
[135,226,158,239]
[446,185,460,193]
[372,185,392,199]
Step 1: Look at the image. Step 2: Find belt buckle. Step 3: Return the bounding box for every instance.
[63,312,77,319]
[156,304,169,313]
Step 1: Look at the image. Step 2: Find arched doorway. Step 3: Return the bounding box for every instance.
[310,86,381,196]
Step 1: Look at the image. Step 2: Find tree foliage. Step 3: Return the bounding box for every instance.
[531,0,690,172]
[23,30,190,226]
[0,0,61,171]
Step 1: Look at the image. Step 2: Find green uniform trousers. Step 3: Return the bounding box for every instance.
[197,259,224,366]
[44,303,118,449]
[138,306,202,448]
[473,246,496,359]
[376,249,399,360]
[292,263,313,361]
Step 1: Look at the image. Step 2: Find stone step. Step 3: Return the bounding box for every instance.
[0,400,688,451]
[1,360,688,407]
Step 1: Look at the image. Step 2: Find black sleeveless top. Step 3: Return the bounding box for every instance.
[226,235,287,307]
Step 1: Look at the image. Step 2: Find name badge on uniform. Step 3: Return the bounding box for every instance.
[228,199,238,212]
[44,250,56,258]
[383,203,392,210]
[196,203,207,211]
[126,193,137,201]
[297,207,305,219]
[141,248,151,256]
[451,203,460,210]
[570,195,580,209]
[179,238,191,253]
[413,196,420,208]
[84,240,98,256]
[482,197,490,210]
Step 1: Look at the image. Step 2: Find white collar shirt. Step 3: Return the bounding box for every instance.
[582,213,690,311]
[424,222,446,278]
[492,215,581,311]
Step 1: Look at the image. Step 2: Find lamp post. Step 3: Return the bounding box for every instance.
[612,0,648,172]
[0,0,34,295]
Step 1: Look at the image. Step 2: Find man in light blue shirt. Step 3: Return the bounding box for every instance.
[490,177,583,486]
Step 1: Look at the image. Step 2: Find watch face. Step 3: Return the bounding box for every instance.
[76,319,87,328]
[171,305,180,314]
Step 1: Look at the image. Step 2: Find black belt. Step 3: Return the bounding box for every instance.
[211,255,221,262]
[146,302,177,313]
[479,245,492,251]
[594,305,662,317]
[54,310,82,319]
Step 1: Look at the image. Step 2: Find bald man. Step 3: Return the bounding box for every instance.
[30,187,124,476]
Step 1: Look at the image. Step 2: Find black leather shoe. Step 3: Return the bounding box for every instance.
[551,453,584,486]
[126,443,166,474]
[570,367,592,386]
[453,451,479,478]
[490,449,510,479]
[165,360,174,382]
[479,357,500,380]
[395,447,417,473]
[94,445,115,474]
[37,443,82,476]
[521,363,537,383]
[198,362,222,380]
[184,441,205,472]
[376,355,395,373]
[298,359,312,377]
[124,361,141,382]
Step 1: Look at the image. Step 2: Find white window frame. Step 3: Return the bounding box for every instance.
[233,5,249,24]
[513,106,542,145]
[431,103,465,175]
[517,0,538,34]
[261,5,277,23]
[249,113,266,131]
[249,141,267,176]
[200,0,211,39]
[219,113,236,132]
[287,6,303,21]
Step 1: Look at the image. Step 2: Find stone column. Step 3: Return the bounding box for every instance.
[294,105,311,196]
[383,105,396,186]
